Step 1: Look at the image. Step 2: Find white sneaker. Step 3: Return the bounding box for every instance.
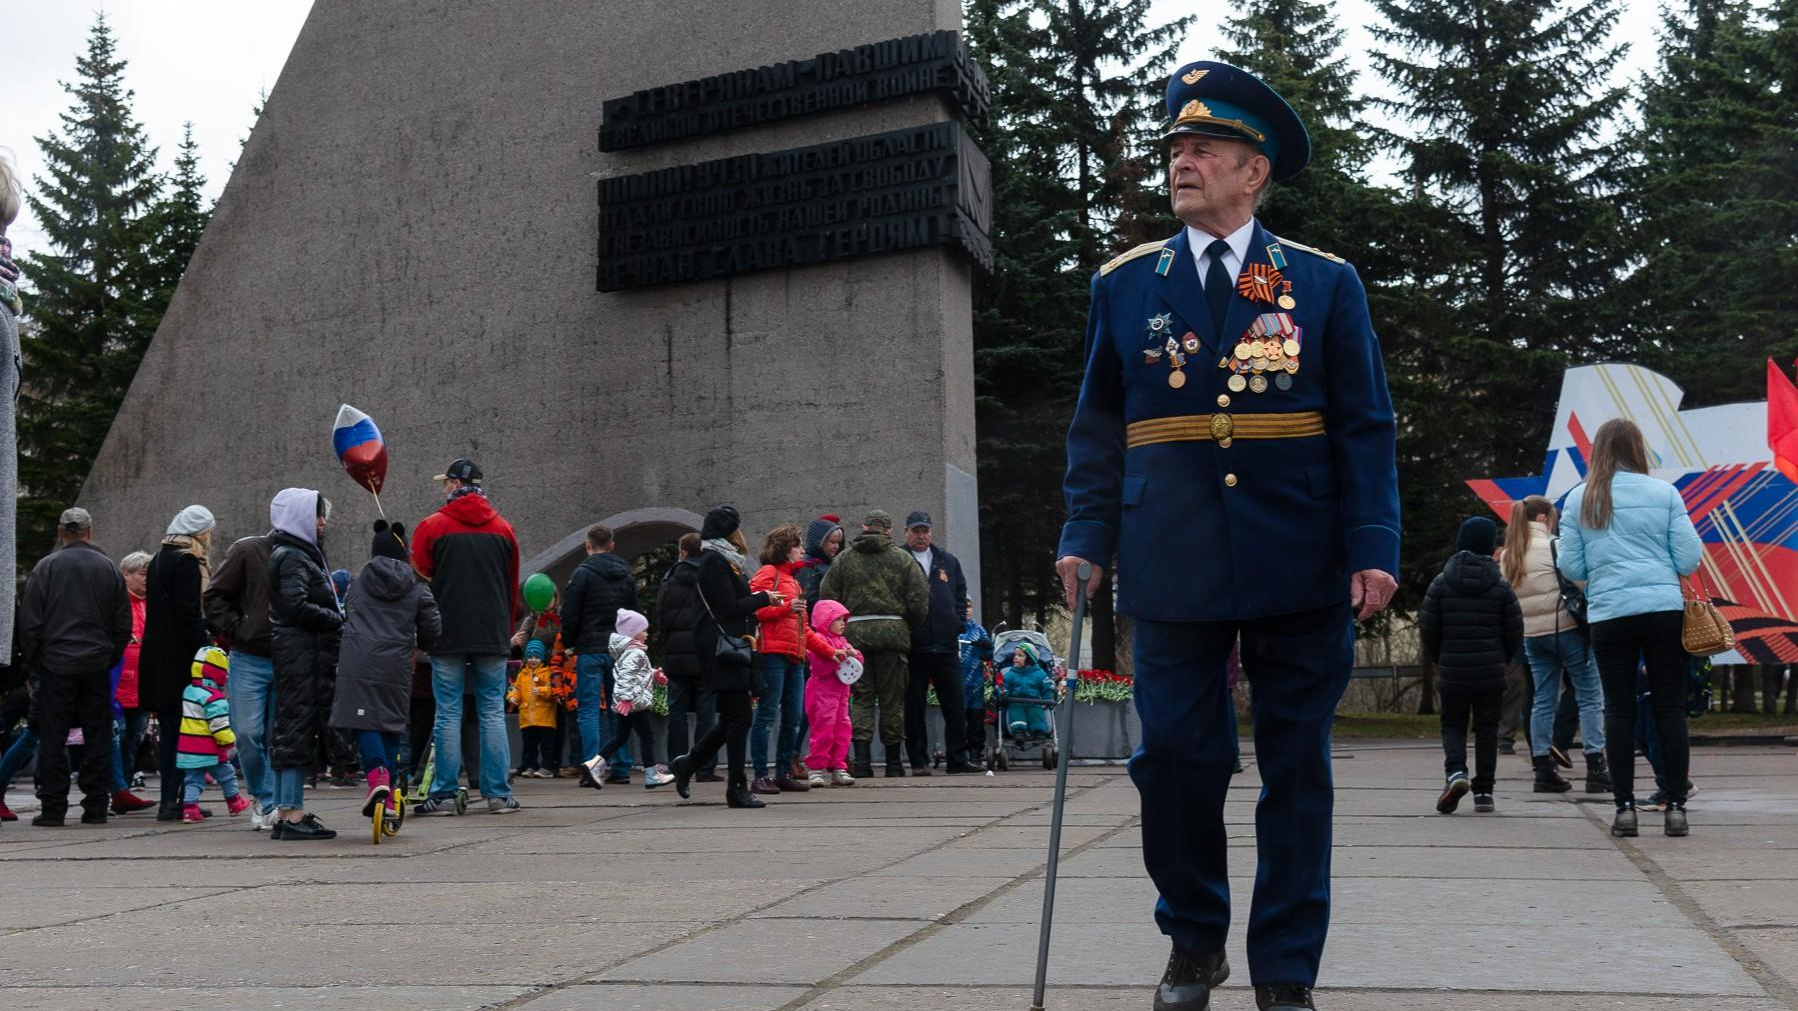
[807,768,829,788]
[832,769,856,787]
[643,766,674,789]
[250,802,274,831]
[581,756,608,788]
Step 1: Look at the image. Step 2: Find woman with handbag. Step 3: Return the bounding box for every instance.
[1501,495,1608,794]
[1557,419,1704,838]
[670,506,782,809]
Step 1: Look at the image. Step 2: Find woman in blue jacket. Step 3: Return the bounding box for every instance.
[1557,419,1703,839]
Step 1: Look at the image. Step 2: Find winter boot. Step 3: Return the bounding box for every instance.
[226,793,252,816]
[725,781,766,809]
[1532,755,1573,793]
[1611,802,1638,837]
[181,803,205,824]
[361,768,392,818]
[1584,752,1612,794]
[851,742,874,781]
[885,754,907,778]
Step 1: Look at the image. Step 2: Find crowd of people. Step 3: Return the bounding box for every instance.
[1420,417,1705,837]
[0,457,999,838]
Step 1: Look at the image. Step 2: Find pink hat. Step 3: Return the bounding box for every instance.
[811,599,850,632]
[615,608,649,640]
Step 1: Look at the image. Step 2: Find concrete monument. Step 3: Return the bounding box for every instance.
[78,0,987,595]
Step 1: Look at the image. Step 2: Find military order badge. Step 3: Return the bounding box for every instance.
[1221,312,1301,393]
[1145,312,1187,387]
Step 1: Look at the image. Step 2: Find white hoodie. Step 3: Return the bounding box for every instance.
[269,487,325,546]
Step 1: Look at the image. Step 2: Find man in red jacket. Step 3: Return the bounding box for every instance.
[410,459,523,814]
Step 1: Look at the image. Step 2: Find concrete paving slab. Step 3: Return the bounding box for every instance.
[1330,845,1643,880]
[797,987,1792,1011]
[0,917,707,987]
[1684,880,1798,928]
[0,986,530,1011]
[0,886,235,929]
[515,983,809,1010]
[1728,927,1798,991]
[598,918,927,984]
[751,875,1014,921]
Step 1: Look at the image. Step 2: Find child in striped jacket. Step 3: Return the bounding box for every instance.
[178,646,250,823]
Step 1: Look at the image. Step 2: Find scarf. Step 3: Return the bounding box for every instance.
[0,237,18,315]
[702,536,748,572]
[161,533,213,594]
[449,484,486,502]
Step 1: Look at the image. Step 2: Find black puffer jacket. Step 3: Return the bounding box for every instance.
[656,557,704,681]
[267,529,344,770]
[560,551,637,654]
[695,549,773,692]
[139,544,211,713]
[1419,551,1524,687]
[330,557,440,735]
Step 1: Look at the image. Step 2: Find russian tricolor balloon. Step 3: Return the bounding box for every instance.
[332,404,388,495]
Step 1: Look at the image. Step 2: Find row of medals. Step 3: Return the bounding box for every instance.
[1223,313,1301,394]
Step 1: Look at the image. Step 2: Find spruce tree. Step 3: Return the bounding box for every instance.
[146,124,210,312]
[16,14,164,565]
[1619,0,1798,405]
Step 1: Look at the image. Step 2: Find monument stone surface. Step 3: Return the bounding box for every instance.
[78,0,984,592]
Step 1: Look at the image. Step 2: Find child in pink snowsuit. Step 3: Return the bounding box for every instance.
[804,600,862,787]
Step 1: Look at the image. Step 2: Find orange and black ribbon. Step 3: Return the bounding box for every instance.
[1236,263,1285,305]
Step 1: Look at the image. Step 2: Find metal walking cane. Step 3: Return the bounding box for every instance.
[1030,562,1092,1011]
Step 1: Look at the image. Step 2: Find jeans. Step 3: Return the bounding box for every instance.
[1438,681,1504,794]
[1523,630,1606,757]
[664,678,716,775]
[226,651,277,810]
[577,652,631,773]
[183,762,240,804]
[113,709,149,791]
[275,767,307,811]
[354,729,405,777]
[750,654,805,778]
[1591,611,1690,807]
[0,726,39,790]
[430,654,512,801]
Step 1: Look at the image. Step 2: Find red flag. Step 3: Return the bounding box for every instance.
[1769,359,1798,484]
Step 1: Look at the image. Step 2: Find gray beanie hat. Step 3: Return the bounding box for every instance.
[166,504,217,537]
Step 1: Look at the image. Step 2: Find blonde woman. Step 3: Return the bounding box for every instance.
[1558,420,1703,839]
[140,505,217,818]
[1502,496,1608,794]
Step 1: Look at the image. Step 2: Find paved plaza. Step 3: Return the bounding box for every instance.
[0,741,1793,1011]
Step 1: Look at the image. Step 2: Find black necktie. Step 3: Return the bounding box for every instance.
[1204,238,1233,342]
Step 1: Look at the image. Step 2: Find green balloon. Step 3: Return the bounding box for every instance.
[523,572,556,612]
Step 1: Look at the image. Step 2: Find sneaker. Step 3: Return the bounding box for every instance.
[1436,772,1470,814]
[181,803,205,824]
[487,795,522,814]
[273,813,336,841]
[555,767,582,779]
[580,756,608,789]
[415,795,459,816]
[831,768,856,787]
[644,766,674,789]
[362,768,393,818]
[131,772,146,789]
[807,768,830,788]
[225,794,251,816]
[1640,791,1668,812]
[1497,739,1516,756]
[1474,793,1496,813]
[249,802,274,831]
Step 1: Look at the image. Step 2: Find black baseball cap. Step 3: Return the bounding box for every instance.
[433,458,483,485]
[905,511,932,530]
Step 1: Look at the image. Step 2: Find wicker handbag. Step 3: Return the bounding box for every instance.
[1681,574,1736,657]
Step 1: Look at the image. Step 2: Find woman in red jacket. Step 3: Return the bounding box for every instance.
[748,524,823,795]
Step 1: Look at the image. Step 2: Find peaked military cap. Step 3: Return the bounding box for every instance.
[1163,60,1310,182]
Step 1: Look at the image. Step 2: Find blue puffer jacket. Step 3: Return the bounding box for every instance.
[1557,471,1703,623]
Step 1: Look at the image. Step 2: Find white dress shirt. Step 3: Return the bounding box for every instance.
[1187,218,1257,290]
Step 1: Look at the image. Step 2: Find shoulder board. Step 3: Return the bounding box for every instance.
[1273,236,1345,264]
[1099,241,1165,276]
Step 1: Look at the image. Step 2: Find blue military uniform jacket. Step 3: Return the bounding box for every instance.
[1058,220,1400,622]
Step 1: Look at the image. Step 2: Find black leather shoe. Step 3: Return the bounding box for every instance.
[1255,983,1316,1010]
[80,810,107,825]
[694,771,722,783]
[1154,946,1229,1010]
[944,761,979,775]
[156,803,181,822]
[669,755,693,800]
[31,812,65,827]
[725,784,765,809]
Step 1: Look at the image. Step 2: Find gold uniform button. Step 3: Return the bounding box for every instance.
[1224,473,1238,488]
[1218,437,1233,449]
[1216,394,1231,408]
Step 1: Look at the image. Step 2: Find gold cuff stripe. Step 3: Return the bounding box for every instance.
[1127,412,1325,449]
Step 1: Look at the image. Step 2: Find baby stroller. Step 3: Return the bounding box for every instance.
[986,628,1065,771]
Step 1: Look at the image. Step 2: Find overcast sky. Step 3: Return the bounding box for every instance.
[1,0,1670,257]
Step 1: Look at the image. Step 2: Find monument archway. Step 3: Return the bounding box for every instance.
[74,2,983,604]
[520,507,703,587]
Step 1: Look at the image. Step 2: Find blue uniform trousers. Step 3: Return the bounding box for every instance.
[1130,602,1353,987]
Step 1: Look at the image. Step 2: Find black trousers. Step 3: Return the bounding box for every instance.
[34,669,115,817]
[664,678,717,775]
[686,688,751,787]
[519,726,554,770]
[904,651,968,768]
[964,707,987,757]
[154,696,183,808]
[1438,681,1504,795]
[1592,610,1690,806]
[598,709,656,765]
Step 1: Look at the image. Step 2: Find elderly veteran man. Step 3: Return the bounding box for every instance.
[1055,61,1401,1011]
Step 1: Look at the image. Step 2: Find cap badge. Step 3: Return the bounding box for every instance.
[1182,67,1208,85]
